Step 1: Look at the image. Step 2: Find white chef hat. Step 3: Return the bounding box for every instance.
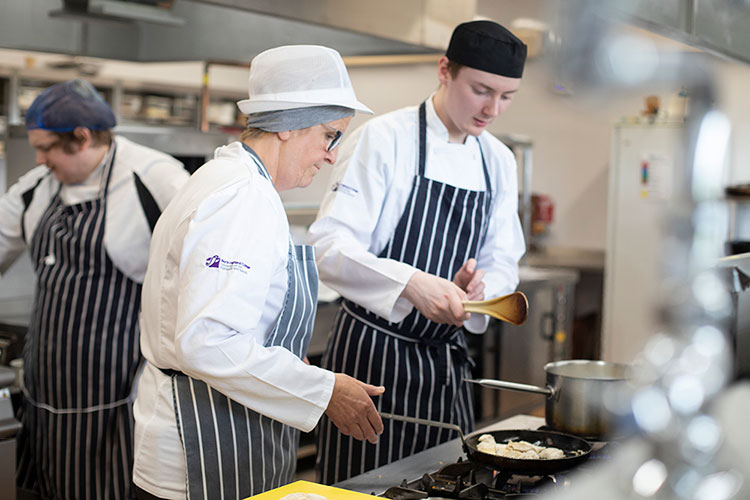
[237,45,373,115]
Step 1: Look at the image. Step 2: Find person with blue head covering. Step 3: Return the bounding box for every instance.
[0,79,190,499]
[25,78,117,133]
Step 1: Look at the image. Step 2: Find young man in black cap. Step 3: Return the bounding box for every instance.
[309,20,528,483]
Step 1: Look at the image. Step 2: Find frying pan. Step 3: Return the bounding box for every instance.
[380,412,592,474]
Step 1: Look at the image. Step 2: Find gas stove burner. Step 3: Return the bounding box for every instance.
[380,482,428,499]
[376,425,616,499]
[379,458,547,499]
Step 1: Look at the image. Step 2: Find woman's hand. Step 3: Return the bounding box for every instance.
[325,374,385,444]
[401,271,468,326]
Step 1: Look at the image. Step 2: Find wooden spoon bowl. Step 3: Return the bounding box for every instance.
[463,291,529,326]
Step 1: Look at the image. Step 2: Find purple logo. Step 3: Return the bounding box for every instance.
[331,181,358,197]
[205,254,251,274]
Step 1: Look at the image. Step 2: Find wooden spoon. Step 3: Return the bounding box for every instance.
[463,291,529,326]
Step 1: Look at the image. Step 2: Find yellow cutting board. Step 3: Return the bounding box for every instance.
[245,480,376,499]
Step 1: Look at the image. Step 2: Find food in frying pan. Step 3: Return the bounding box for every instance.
[477,434,566,460]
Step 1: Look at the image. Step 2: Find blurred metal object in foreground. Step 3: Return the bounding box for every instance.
[552,0,746,498]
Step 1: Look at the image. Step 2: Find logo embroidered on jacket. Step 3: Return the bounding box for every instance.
[331,181,359,196]
[205,255,251,274]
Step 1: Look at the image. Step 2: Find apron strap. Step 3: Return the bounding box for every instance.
[418,102,428,177]
[341,300,474,368]
[100,141,118,198]
[20,173,51,242]
[418,101,493,199]
[241,142,274,181]
[158,367,185,377]
[133,172,162,232]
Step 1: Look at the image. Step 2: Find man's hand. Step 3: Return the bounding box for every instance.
[453,258,486,301]
[401,271,468,326]
[325,374,385,444]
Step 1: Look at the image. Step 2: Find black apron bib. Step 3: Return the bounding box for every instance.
[17,145,142,500]
[316,102,493,484]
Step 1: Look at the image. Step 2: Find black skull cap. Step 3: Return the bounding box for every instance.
[446,20,527,78]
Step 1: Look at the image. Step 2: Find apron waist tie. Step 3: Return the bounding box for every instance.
[23,387,134,415]
[341,300,474,383]
[157,367,185,377]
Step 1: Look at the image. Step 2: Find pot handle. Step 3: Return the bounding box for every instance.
[464,378,554,397]
[379,412,466,446]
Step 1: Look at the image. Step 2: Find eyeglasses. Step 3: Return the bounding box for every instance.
[322,124,343,152]
[33,139,61,153]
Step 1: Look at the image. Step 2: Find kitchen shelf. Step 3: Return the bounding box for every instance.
[0,74,245,131]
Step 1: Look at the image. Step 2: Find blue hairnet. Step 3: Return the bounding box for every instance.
[25,79,117,132]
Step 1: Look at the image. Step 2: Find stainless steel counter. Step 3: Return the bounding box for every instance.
[524,247,605,272]
[518,265,579,289]
[334,414,545,495]
[0,253,34,328]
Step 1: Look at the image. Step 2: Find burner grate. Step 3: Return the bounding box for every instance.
[377,436,617,499]
[379,458,548,499]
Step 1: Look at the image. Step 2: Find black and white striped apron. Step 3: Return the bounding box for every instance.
[316,102,493,484]
[165,146,319,500]
[17,144,143,500]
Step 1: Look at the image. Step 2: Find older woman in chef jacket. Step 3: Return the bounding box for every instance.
[132,45,385,500]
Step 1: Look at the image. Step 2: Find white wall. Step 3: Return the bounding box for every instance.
[718,61,750,185]
[491,55,750,251]
[474,0,750,251]
[484,61,642,251]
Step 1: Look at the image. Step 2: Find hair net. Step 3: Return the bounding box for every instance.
[245,105,354,132]
[237,45,372,115]
[25,79,117,132]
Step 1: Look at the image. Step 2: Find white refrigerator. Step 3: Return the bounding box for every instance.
[602,122,686,364]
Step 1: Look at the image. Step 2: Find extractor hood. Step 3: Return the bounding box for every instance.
[194,0,477,52]
[51,0,186,27]
[0,0,466,63]
[611,0,750,65]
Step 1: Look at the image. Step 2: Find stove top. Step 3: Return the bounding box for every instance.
[377,442,617,499]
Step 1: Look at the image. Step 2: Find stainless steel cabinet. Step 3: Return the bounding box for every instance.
[477,267,579,423]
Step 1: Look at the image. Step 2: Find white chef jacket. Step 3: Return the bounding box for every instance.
[0,136,188,281]
[308,96,525,333]
[133,142,336,499]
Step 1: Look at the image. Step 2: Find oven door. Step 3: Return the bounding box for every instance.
[718,252,750,380]
[1,368,22,500]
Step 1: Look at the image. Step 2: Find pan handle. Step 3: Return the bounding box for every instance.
[379,412,466,446]
[464,378,554,397]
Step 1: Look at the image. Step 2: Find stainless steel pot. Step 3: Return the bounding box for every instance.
[467,359,629,438]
